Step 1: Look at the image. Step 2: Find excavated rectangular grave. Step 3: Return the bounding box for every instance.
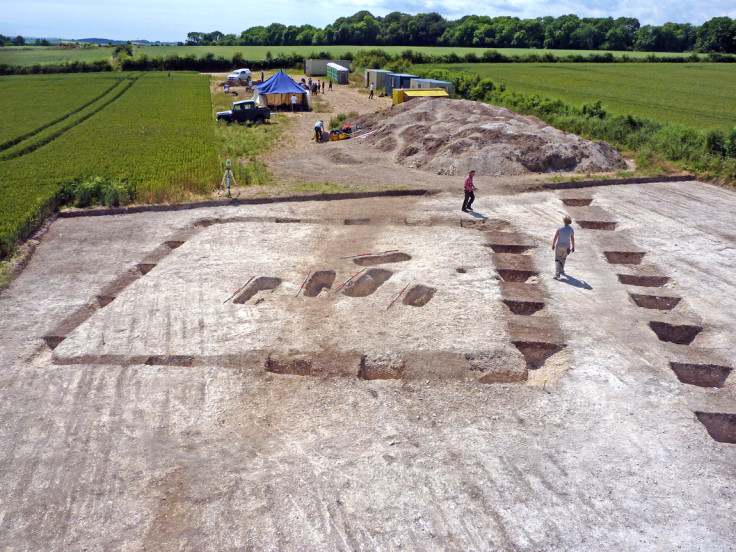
[578,221,617,231]
[493,253,538,283]
[234,277,282,304]
[649,320,703,345]
[629,293,681,311]
[499,278,546,314]
[604,251,646,265]
[567,206,616,229]
[304,271,336,297]
[695,412,736,444]
[617,274,670,287]
[670,362,732,388]
[561,198,593,207]
[137,263,156,275]
[402,285,436,307]
[507,316,565,369]
[484,231,536,254]
[341,268,392,297]
[353,252,411,266]
[164,240,185,249]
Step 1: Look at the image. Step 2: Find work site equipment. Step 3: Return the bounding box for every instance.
[387,284,410,310]
[224,275,255,303]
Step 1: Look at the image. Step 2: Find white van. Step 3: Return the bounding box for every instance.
[227,68,251,84]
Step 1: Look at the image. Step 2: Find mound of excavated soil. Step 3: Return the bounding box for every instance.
[348,98,626,176]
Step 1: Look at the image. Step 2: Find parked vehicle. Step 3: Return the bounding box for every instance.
[216,100,271,124]
[227,68,251,84]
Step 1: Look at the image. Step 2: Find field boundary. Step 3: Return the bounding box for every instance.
[0,75,139,161]
[56,189,434,219]
[0,77,125,152]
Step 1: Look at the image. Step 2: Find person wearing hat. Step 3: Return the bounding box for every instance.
[462,170,477,212]
[552,215,575,279]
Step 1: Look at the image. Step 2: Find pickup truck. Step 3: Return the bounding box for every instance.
[216,100,271,124]
[227,68,251,84]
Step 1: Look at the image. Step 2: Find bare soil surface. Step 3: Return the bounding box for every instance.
[1,77,735,551]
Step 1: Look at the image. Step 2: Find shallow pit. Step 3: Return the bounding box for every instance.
[342,269,392,297]
[353,252,411,266]
[144,355,194,367]
[96,295,115,308]
[43,335,66,350]
[344,218,370,225]
[456,267,467,273]
[265,355,313,376]
[511,341,564,369]
[503,300,545,316]
[304,271,336,297]
[617,274,670,287]
[137,263,156,275]
[233,277,282,304]
[578,221,617,231]
[164,240,184,249]
[695,412,736,444]
[670,362,732,388]
[358,354,404,380]
[561,198,592,206]
[603,251,646,265]
[497,269,538,283]
[629,293,681,311]
[403,285,436,307]
[487,244,534,254]
[648,321,702,345]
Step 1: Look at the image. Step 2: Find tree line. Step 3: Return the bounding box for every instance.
[184,12,736,53]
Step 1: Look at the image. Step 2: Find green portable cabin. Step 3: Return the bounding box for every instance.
[327,63,349,85]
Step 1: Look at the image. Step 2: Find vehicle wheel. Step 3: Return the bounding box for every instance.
[255,117,264,125]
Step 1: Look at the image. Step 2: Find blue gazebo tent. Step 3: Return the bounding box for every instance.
[253,70,311,109]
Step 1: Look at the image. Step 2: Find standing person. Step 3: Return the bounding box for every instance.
[314,120,324,142]
[551,215,575,279]
[290,94,297,112]
[261,70,264,83]
[461,170,477,212]
[328,79,332,91]
[321,81,325,93]
[369,83,374,99]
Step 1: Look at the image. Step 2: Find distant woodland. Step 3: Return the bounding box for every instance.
[184,12,736,53]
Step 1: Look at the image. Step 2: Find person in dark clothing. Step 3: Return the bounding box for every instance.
[462,170,477,212]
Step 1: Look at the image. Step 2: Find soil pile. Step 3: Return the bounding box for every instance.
[349,98,626,176]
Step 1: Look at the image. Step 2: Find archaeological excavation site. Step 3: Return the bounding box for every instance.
[1,95,735,551]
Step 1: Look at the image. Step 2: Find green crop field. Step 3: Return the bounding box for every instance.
[0,71,220,256]
[428,63,736,130]
[0,44,698,67]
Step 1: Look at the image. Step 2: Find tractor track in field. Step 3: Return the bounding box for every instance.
[0,74,141,162]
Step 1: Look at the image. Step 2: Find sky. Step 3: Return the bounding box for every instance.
[1,0,735,42]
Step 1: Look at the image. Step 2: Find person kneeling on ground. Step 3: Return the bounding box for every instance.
[314,120,325,142]
[462,170,477,212]
[552,215,575,279]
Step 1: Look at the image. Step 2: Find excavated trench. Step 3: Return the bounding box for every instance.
[512,341,564,369]
[617,274,670,287]
[578,221,617,231]
[403,285,436,307]
[234,277,282,304]
[144,355,194,367]
[497,269,537,283]
[604,251,646,265]
[275,218,301,223]
[487,244,534,254]
[342,269,392,297]
[354,252,411,266]
[629,293,681,311]
[358,354,405,380]
[304,271,336,297]
[561,198,593,206]
[695,412,736,444]
[648,321,703,345]
[265,355,313,376]
[670,362,732,388]
[503,300,545,316]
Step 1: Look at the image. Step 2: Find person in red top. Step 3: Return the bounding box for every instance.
[462,170,477,212]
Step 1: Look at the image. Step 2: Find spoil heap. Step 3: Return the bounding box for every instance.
[349,98,626,176]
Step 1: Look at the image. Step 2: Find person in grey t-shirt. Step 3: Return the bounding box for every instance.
[552,215,575,279]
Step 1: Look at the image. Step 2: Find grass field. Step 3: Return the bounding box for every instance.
[427,63,736,130]
[0,72,220,256]
[0,45,699,66]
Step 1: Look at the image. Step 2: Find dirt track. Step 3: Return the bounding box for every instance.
[1,76,735,551]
